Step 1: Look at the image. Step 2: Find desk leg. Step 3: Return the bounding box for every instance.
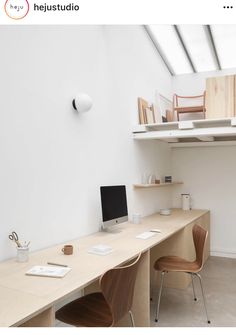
[116,250,150,327]
[19,307,55,327]
[131,250,150,327]
[85,251,150,327]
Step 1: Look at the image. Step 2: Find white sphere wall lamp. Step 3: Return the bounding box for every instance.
[72,93,93,113]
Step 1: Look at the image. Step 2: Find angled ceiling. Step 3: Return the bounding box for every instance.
[145,25,236,76]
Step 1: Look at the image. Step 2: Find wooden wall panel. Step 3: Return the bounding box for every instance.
[206,75,235,119]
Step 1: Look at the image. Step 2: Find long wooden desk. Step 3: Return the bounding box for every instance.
[0,209,210,327]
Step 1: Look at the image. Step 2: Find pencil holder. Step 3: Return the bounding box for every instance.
[17,246,29,262]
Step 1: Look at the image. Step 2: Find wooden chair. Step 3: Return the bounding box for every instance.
[153,224,210,324]
[173,93,206,121]
[56,253,142,327]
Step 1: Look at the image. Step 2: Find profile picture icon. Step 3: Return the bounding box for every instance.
[4,0,29,20]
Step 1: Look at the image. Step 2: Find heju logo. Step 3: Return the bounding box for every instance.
[5,0,29,20]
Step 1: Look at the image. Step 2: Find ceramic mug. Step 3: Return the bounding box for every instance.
[62,244,73,255]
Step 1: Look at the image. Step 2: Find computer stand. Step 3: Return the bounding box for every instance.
[100,225,123,234]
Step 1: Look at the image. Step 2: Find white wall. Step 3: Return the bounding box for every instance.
[172,146,236,258]
[0,25,172,261]
[172,67,236,96]
[172,68,236,258]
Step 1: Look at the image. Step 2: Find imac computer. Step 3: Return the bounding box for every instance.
[100,185,128,232]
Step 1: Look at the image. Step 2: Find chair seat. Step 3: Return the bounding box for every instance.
[56,292,113,327]
[174,105,205,113]
[154,255,200,273]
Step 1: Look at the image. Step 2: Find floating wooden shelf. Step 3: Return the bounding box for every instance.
[133,182,183,188]
[133,117,236,147]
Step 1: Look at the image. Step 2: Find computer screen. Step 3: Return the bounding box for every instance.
[100,185,128,229]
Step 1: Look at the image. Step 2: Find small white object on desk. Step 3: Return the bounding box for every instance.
[182,194,191,211]
[132,213,141,224]
[88,244,113,256]
[136,231,157,240]
[150,229,162,233]
[25,266,71,278]
[160,208,172,215]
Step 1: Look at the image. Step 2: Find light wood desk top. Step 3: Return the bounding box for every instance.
[0,209,209,327]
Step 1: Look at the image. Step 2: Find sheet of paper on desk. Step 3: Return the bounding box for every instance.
[136,231,157,240]
[25,266,72,278]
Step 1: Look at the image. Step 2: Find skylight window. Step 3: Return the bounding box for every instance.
[146,25,236,75]
[177,25,217,72]
[148,25,193,75]
[211,25,236,69]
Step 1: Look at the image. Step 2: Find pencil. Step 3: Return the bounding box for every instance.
[47,262,68,267]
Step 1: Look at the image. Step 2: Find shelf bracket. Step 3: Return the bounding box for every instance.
[196,136,214,142]
[162,138,179,143]
[231,118,236,127]
[178,121,194,130]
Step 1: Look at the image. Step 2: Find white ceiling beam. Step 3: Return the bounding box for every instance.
[205,25,222,71]
[174,25,196,73]
[144,26,175,76]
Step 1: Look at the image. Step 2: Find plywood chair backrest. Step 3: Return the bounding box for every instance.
[192,224,208,270]
[174,92,206,108]
[99,253,142,325]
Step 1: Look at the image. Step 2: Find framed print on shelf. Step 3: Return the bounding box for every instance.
[155,92,174,122]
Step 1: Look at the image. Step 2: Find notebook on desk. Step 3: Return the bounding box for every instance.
[25,266,72,278]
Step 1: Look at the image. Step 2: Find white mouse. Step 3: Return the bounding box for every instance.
[150,229,162,233]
